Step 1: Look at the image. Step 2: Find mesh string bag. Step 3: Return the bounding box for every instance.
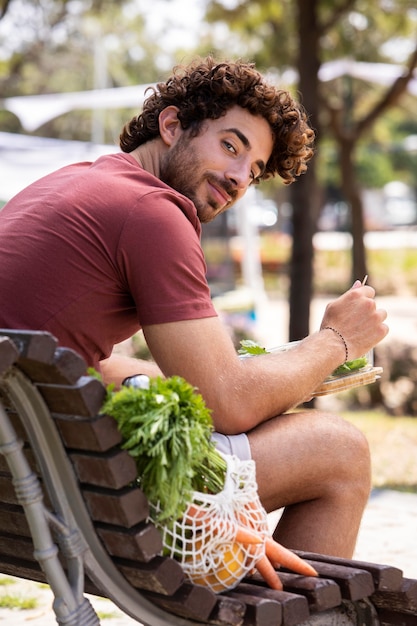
[151,453,269,593]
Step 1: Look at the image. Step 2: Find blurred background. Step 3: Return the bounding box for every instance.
[1,0,417,469]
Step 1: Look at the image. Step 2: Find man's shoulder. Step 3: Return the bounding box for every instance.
[91,153,183,197]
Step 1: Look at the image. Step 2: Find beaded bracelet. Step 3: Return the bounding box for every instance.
[323,326,349,363]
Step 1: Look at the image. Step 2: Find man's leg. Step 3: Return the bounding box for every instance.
[248,410,371,558]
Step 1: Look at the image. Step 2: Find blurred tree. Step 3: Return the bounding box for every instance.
[205,0,417,340]
[0,0,166,141]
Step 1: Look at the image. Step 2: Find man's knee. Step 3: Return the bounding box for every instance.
[331,415,372,497]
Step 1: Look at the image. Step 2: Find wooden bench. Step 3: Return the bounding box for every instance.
[0,329,416,626]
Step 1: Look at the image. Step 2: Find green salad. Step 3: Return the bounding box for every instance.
[238,340,368,377]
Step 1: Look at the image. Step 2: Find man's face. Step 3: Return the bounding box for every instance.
[160,106,273,223]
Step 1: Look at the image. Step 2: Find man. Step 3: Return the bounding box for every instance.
[0,57,388,558]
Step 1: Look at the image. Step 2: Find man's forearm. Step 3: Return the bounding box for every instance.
[100,353,164,387]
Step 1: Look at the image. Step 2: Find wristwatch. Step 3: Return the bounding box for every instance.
[122,374,150,389]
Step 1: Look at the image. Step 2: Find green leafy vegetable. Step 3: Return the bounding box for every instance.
[102,376,227,522]
[332,356,368,376]
[238,339,268,355]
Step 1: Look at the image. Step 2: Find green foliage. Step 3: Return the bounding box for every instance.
[238,339,369,378]
[345,411,417,490]
[0,594,38,609]
[238,339,268,355]
[102,376,227,522]
[355,145,396,189]
[0,0,166,139]
[333,356,368,376]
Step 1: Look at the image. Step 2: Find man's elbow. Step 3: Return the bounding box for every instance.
[210,395,294,435]
[211,402,267,435]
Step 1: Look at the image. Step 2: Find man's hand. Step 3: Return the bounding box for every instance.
[320,281,388,362]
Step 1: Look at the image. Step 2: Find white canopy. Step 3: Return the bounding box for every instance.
[1,61,416,133]
[0,132,118,201]
[1,83,155,132]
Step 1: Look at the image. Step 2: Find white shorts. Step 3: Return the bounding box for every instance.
[211,432,251,461]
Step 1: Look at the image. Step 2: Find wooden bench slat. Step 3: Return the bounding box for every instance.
[207,594,247,626]
[55,413,123,452]
[0,556,45,584]
[371,577,417,616]
[69,449,137,488]
[37,377,106,417]
[96,522,162,561]
[0,329,57,365]
[1,331,88,388]
[0,337,19,374]
[146,582,218,623]
[231,583,310,626]
[276,571,342,613]
[0,503,30,536]
[116,554,185,595]
[375,607,417,625]
[296,550,404,592]
[293,559,375,602]
[226,588,282,626]
[81,485,149,526]
[21,345,86,385]
[48,347,89,384]
[0,534,34,562]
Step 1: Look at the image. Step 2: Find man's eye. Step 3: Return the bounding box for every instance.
[223,140,236,153]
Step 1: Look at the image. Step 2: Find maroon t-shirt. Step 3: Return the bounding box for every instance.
[0,153,216,367]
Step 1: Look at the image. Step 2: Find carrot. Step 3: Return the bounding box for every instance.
[184,503,208,523]
[265,537,318,577]
[238,501,266,529]
[234,525,263,545]
[184,505,263,545]
[254,555,283,590]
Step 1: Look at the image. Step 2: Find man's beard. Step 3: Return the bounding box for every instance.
[160,134,204,209]
[159,135,236,223]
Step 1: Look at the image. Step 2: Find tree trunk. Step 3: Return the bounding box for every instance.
[289,165,317,340]
[289,0,321,341]
[339,138,368,283]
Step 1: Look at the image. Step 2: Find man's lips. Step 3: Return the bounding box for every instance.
[208,181,232,209]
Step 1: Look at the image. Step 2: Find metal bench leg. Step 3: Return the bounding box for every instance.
[0,402,99,626]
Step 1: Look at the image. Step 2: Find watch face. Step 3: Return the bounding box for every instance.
[123,374,150,389]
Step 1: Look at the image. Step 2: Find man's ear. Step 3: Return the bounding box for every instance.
[158,106,182,147]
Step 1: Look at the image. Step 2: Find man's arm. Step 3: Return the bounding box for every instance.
[100,353,163,387]
[102,283,388,434]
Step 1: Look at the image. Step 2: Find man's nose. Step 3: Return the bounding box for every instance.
[225,164,251,192]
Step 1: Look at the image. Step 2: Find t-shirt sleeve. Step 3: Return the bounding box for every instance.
[117,189,217,326]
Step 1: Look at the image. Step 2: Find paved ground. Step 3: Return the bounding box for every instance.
[1,295,416,624]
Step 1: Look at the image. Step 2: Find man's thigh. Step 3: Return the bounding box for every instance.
[247,409,370,512]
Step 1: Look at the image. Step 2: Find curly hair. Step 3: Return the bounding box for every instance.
[120,57,315,184]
